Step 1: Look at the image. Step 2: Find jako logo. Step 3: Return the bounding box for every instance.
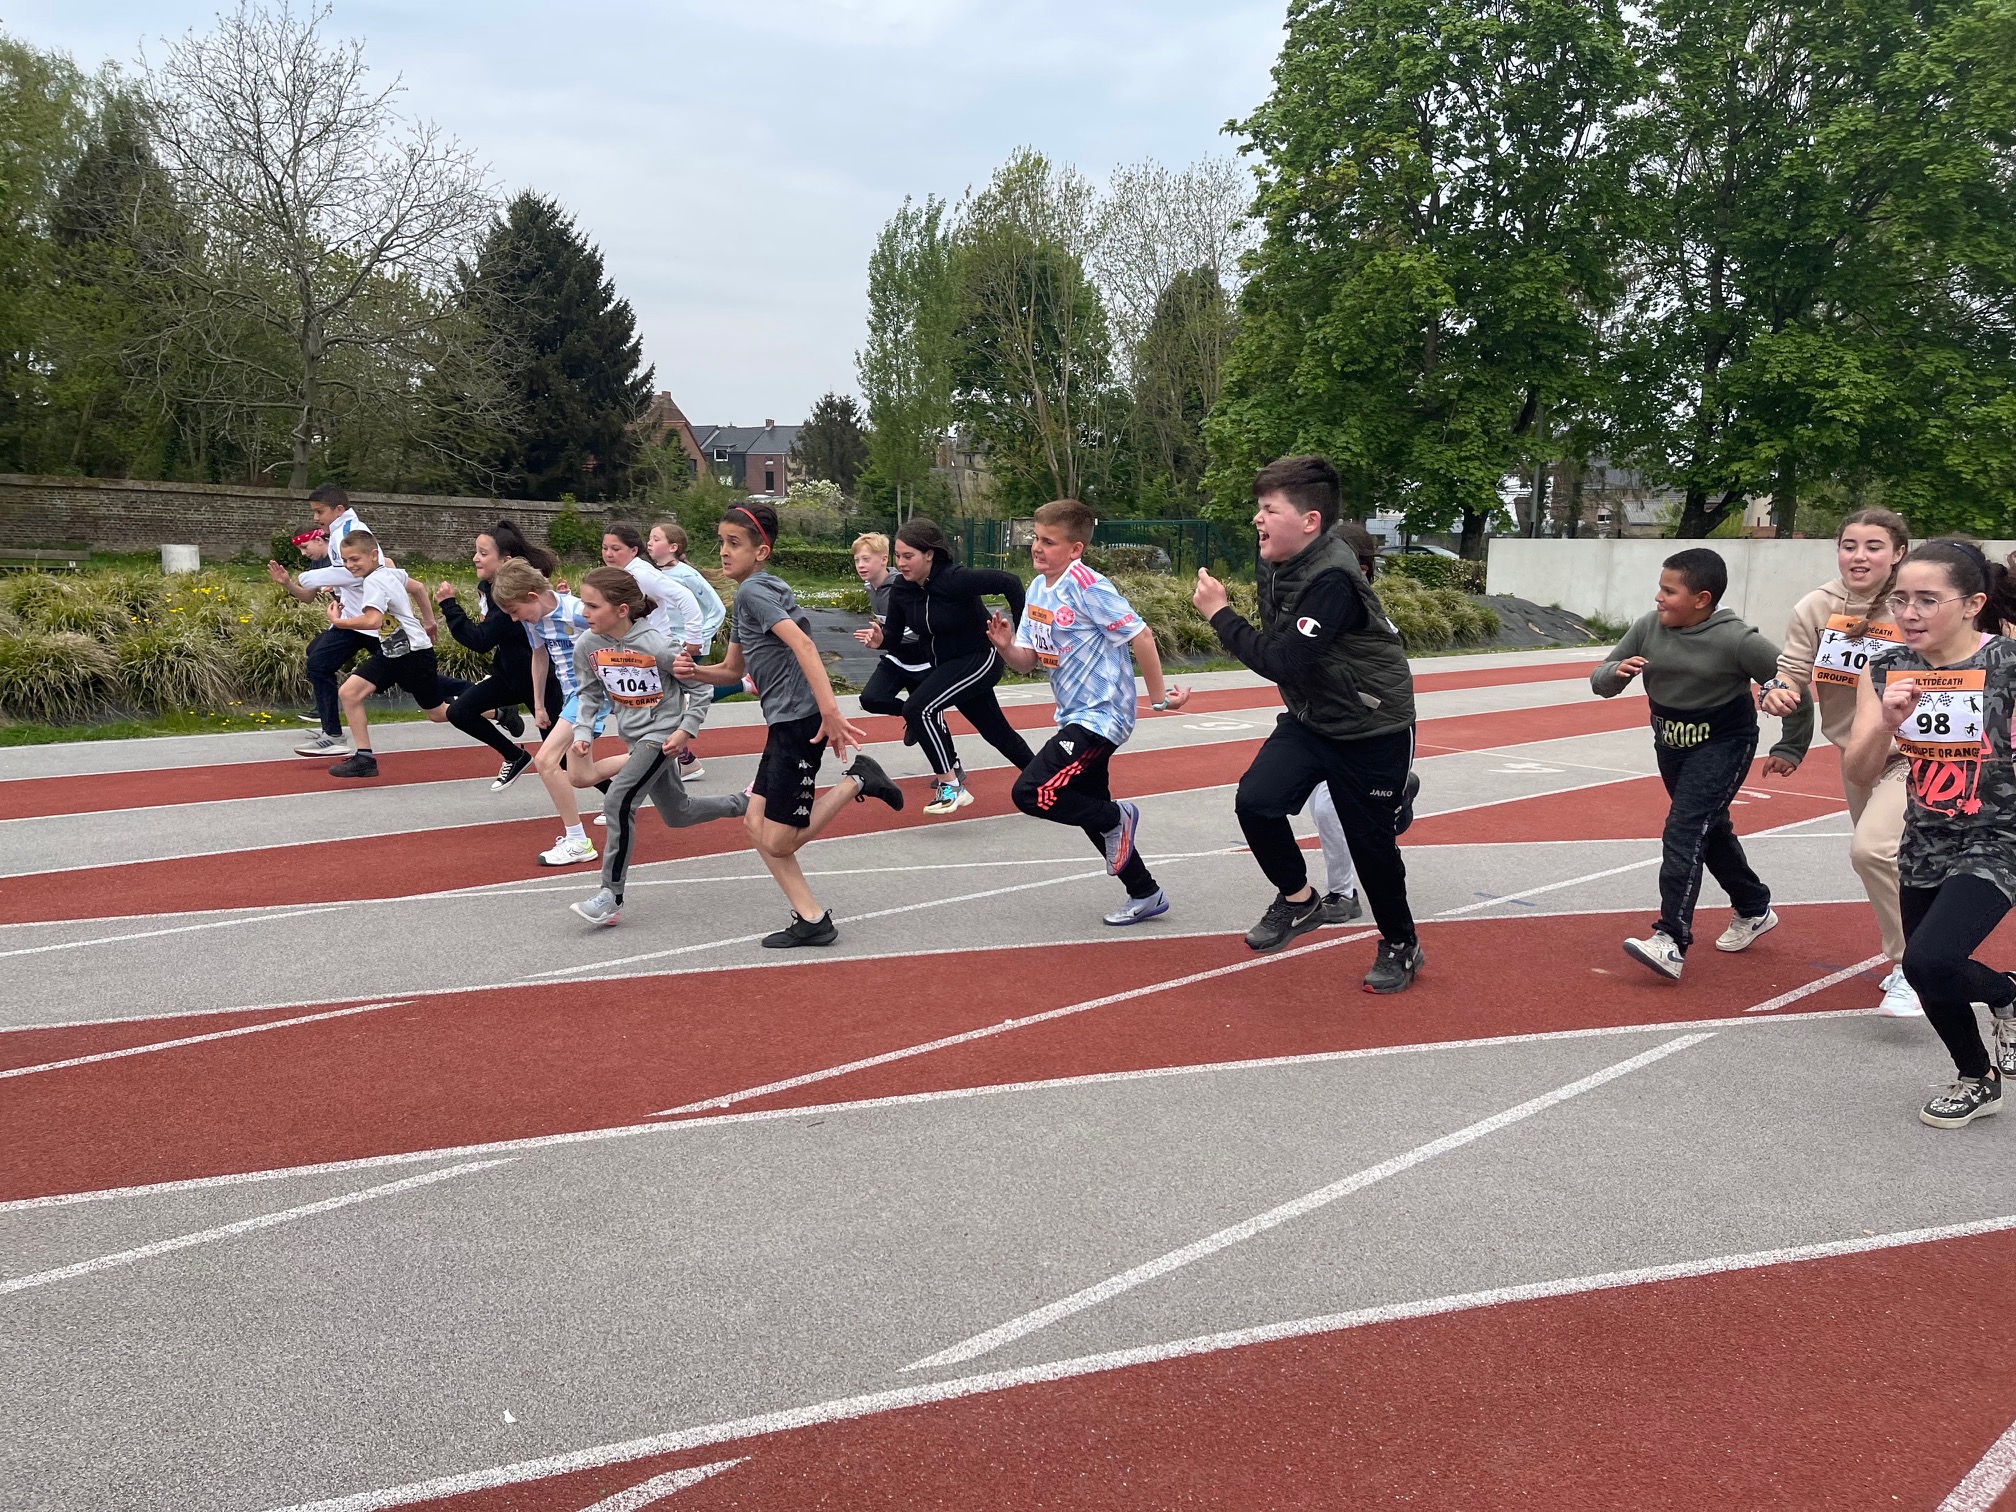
[1296,616,1322,637]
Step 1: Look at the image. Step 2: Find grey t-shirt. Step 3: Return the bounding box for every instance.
[732,571,818,724]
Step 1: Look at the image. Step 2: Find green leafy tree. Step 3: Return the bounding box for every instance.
[857,195,957,521]
[1131,267,1230,514]
[792,390,868,493]
[460,192,655,500]
[1206,0,1638,556]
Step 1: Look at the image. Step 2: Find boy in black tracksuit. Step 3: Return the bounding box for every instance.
[1194,455,1424,994]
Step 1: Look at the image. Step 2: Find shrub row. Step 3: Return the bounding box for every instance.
[1381,553,1487,594]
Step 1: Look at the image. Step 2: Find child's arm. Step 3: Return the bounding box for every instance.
[987,610,1038,674]
[569,641,609,752]
[770,617,867,756]
[531,644,553,728]
[1128,625,1190,711]
[660,640,705,747]
[404,577,437,636]
[327,601,382,633]
[267,561,318,603]
[672,640,744,685]
[1591,619,1649,696]
[1843,657,1913,787]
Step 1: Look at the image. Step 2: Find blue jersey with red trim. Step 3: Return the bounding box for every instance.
[1015,561,1143,745]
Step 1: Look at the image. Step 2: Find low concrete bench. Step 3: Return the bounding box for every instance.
[0,547,85,572]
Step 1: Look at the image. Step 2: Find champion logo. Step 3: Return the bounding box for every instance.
[1054,605,1076,627]
[1296,616,1322,637]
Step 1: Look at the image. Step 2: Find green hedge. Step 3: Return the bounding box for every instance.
[1381,553,1486,594]
[765,543,859,576]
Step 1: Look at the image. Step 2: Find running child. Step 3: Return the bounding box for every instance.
[647,521,728,779]
[435,520,549,787]
[1845,540,2016,1128]
[1759,509,1916,1014]
[483,559,604,866]
[865,517,1033,815]
[562,567,749,927]
[270,482,380,758]
[852,531,932,736]
[673,502,904,948]
[1194,456,1424,992]
[323,530,447,779]
[988,499,1188,924]
[1592,546,1804,979]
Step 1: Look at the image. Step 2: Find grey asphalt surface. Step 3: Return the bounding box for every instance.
[3,648,2002,1512]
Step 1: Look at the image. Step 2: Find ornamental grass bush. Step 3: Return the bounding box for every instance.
[0,631,121,722]
[116,628,238,713]
[231,604,320,703]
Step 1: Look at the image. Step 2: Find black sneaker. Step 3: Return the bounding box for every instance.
[762,910,838,948]
[1920,1074,2001,1129]
[1245,892,1324,952]
[497,705,525,737]
[490,750,533,792]
[1364,938,1425,993]
[328,752,379,779]
[1395,771,1421,836]
[847,752,904,809]
[1321,890,1364,926]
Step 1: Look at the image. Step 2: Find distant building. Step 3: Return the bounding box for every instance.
[690,419,802,498]
[638,392,706,475]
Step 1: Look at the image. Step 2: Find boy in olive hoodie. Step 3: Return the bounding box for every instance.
[1594,548,1807,979]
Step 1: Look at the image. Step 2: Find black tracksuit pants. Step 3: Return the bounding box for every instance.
[1902,876,2016,1080]
[1012,725,1159,900]
[859,657,929,718]
[905,650,1034,778]
[447,668,562,762]
[1652,733,1770,952]
[1236,715,1417,945]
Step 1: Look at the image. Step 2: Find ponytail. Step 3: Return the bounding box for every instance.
[488,517,557,577]
[582,565,655,625]
[1904,539,2016,635]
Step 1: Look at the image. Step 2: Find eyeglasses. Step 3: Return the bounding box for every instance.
[1885,592,1967,615]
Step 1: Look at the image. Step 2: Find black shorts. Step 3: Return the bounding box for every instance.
[751,712,826,828]
[352,647,442,709]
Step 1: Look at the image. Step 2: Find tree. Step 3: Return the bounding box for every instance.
[857,195,957,522]
[1126,267,1230,514]
[792,391,868,493]
[140,0,496,489]
[1206,0,1638,556]
[457,191,654,501]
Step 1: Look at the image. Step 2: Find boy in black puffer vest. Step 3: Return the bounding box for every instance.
[1194,455,1424,994]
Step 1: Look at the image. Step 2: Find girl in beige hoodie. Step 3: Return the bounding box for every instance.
[1761,508,1919,1015]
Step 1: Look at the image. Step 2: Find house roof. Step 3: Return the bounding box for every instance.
[692,424,800,457]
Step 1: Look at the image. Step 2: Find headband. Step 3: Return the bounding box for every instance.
[729,506,771,547]
[1932,538,1994,587]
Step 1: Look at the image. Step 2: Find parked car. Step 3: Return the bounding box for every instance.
[1379,543,1462,560]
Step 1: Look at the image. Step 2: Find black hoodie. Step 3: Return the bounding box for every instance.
[881,547,1027,665]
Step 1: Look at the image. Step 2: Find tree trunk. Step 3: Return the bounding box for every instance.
[291,334,320,491]
[1562,458,1585,538]
[1677,486,1741,538]
[1771,453,1797,537]
[1459,510,1488,560]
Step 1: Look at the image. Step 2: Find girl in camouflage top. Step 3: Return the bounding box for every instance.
[1846,540,2016,1129]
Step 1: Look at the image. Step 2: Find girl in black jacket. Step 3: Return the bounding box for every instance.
[434,519,557,789]
[865,517,1034,814]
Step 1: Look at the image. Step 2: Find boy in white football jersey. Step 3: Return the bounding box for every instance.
[324,530,447,778]
[986,497,1189,924]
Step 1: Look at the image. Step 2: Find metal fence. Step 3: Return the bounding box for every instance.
[949,517,1253,577]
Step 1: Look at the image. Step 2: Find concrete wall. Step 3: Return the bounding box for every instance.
[1487,537,2016,639]
[0,473,606,563]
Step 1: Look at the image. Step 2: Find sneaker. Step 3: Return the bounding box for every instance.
[491,751,533,792]
[539,834,598,867]
[1100,800,1139,875]
[1920,1074,2002,1128]
[1245,892,1324,952]
[594,813,607,827]
[1715,909,1778,952]
[680,763,705,781]
[1623,930,1684,979]
[594,800,650,828]
[1395,771,1421,836]
[762,910,838,948]
[846,753,904,809]
[923,781,973,817]
[1994,1009,2016,1079]
[296,710,319,723]
[497,705,525,738]
[1103,888,1168,926]
[902,725,918,747]
[1321,890,1364,926]
[570,888,621,927]
[328,751,378,779]
[294,732,350,757]
[1364,938,1425,993]
[1875,966,1924,1018]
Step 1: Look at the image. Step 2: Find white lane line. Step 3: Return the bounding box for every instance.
[1941,1415,2016,1512]
[0,904,349,961]
[1745,954,1887,1012]
[0,1001,411,1081]
[649,925,1379,1115]
[257,1208,2016,1512]
[0,1158,513,1297]
[903,1033,1711,1370]
[0,1006,1872,1216]
[576,1460,745,1511]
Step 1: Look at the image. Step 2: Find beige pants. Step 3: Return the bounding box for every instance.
[1842,757,1909,963]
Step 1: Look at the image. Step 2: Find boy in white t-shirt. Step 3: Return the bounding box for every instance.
[324,530,446,778]
[986,497,1190,925]
[268,482,384,757]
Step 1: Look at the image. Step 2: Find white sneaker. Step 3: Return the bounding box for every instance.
[538,834,597,867]
[680,763,704,781]
[1715,908,1779,952]
[1623,930,1684,979]
[1875,966,1923,1017]
[293,732,350,757]
[593,813,606,827]
[923,781,973,816]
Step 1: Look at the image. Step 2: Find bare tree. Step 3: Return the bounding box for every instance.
[141,1,497,488]
[1092,156,1254,387]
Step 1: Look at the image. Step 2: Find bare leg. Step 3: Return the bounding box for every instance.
[746,774,865,919]
[338,674,375,750]
[531,721,583,828]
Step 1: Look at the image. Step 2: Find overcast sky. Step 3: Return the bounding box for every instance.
[12,0,1286,425]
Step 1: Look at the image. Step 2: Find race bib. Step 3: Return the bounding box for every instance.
[1813,615,1902,687]
[595,648,663,707]
[1895,668,1989,816]
[1023,605,1059,669]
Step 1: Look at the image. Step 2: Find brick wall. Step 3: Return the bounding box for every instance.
[0,474,603,563]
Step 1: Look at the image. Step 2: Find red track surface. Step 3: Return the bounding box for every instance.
[1,695,1652,924]
[0,661,1597,821]
[409,1226,2016,1511]
[4,903,1904,1202]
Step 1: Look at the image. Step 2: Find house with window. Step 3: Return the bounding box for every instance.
[689,419,802,498]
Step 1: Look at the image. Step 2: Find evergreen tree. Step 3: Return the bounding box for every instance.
[1131,267,1229,514]
[460,192,654,501]
[792,391,868,493]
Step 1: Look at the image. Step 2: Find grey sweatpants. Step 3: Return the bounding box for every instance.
[602,740,744,896]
